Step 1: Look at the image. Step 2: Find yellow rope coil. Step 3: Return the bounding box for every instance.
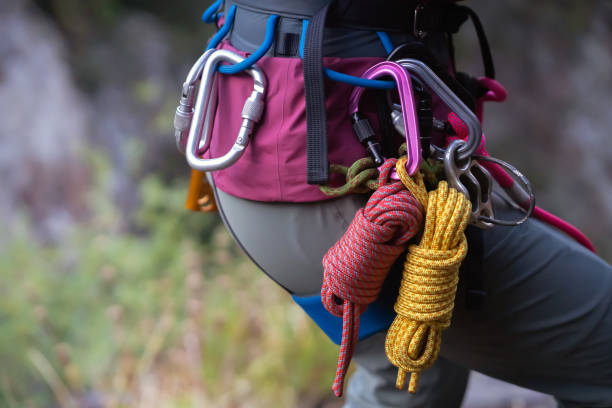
[396,157,428,210]
[386,163,472,394]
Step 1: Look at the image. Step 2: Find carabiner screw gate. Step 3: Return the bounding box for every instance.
[185,49,266,173]
[174,49,217,154]
[174,84,196,153]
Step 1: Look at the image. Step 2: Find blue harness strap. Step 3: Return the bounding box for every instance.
[292,294,396,345]
[291,253,404,344]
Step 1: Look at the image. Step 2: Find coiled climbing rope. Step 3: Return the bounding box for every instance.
[385,173,471,394]
[321,157,427,397]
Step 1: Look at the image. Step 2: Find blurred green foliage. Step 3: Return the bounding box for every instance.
[0,153,339,407]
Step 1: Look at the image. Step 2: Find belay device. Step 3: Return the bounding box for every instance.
[174,0,597,398]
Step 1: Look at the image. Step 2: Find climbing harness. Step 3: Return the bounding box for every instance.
[174,0,599,399]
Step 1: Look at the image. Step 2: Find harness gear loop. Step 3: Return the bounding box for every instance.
[321,158,426,397]
[385,172,471,394]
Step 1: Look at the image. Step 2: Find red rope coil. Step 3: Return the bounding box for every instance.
[321,159,425,396]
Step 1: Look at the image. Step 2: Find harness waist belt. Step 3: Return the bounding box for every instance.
[230,0,466,33]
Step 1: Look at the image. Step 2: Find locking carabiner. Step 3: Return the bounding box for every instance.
[174,49,217,154]
[395,58,482,163]
[185,49,266,172]
[348,61,422,175]
[444,140,536,228]
[444,140,495,228]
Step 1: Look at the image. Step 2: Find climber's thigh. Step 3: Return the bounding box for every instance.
[211,179,368,295]
[442,204,612,407]
[347,333,469,408]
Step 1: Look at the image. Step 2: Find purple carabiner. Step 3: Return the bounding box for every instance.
[348,61,421,175]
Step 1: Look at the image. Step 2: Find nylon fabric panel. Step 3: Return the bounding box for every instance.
[209,42,379,202]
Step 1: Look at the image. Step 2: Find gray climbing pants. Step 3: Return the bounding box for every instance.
[207,5,612,405]
[211,180,612,408]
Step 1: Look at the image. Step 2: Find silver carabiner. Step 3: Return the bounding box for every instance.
[185,49,266,172]
[444,140,494,228]
[395,58,482,163]
[472,153,536,226]
[174,49,217,154]
[444,140,536,228]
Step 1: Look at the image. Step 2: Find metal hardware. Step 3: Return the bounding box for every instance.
[348,61,422,175]
[444,140,494,228]
[472,154,536,226]
[444,140,536,228]
[413,3,428,40]
[395,58,482,163]
[390,106,452,146]
[174,49,216,154]
[185,49,266,172]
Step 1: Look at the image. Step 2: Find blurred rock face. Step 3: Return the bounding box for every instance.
[565,17,612,233]
[460,1,612,256]
[0,0,204,241]
[0,0,89,241]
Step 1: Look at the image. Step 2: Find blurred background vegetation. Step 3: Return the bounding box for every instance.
[0,0,610,407]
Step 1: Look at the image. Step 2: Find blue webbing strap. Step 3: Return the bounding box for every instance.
[218,15,279,74]
[299,21,395,90]
[202,0,223,23]
[292,294,395,345]
[301,12,395,185]
[206,5,237,50]
[376,31,394,55]
[205,5,279,75]
[202,2,397,86]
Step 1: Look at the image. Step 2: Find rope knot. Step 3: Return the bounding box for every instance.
[319,157,380,197]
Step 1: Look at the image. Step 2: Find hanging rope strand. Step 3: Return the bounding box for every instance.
[321,158,427,397]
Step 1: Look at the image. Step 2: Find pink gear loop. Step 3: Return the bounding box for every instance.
[475,77,507,122]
